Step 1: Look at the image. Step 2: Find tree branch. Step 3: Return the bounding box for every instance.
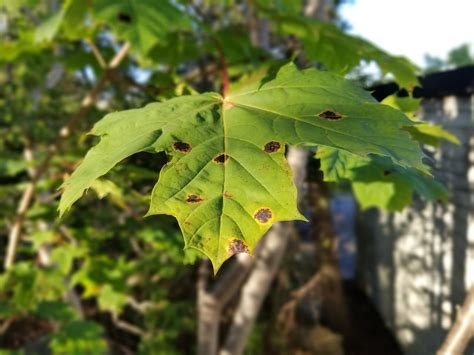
[437,286,474,355]
[197,251,254,355]
[4,41,131,270]
[197,260,219,355]
[87,39,107,69]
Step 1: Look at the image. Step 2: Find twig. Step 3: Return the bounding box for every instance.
[111,313,148,337]
[0,317,15,335]
[212,38,229,97]
[87,39,107,69]
[125,297,162,314]
[4,42,131,270]
[437,286,474,355]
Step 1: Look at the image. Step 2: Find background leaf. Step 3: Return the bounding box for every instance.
[317,146,448,211]
[92,0,190,56]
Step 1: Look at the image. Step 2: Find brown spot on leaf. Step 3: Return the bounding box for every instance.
[227,239,249,255]
[317,110,343,120]
[117,12,132,23]
[186,194,203,203]
[173,141,191,153]
[264,141,281,153]
[223,191,233,199]
[254,208,273,224]
[213,153,229,164]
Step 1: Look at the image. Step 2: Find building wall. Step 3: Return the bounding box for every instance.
[359,95,474,355]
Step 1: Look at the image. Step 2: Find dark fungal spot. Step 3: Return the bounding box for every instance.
[213,153,229,164]
[173,141,191,153]
[317,110,343,120]
[117,12,132,23]
[383,170,392,176]
[264,141,281,153]
[186,194,203,203]
[254,208,272,224]
[228,239,249,255]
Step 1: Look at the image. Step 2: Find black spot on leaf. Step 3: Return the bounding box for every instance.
[228,239,249,255]
[213,153,229,164]
[254,208,272,224]
[383,170,392,176]
[317,110,343,120]
[117,12,132,23]
[264,141,281,153]
[186,194,203,203]
[173,142,191,153]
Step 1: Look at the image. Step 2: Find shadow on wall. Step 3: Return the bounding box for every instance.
[358,94,474,355]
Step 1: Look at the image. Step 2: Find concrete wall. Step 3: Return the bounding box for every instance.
[359,95,474,355]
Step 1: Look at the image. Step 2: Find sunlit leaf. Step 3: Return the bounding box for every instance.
[91,179,126,209]
[382,95,460,147]
[317,146,447,211]
[60,63,427,271]
[34,9,66,43]
[0,159,27,176]
[403,123,460,147]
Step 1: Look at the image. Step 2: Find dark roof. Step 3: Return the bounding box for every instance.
[370,65,474,102]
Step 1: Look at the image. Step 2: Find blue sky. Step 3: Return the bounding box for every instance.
[340,0,474,67]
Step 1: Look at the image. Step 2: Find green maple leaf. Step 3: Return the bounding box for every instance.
[317,146,447,211]
[93,0,190,56]
[59,63,426,271]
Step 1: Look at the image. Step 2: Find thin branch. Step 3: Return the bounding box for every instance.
[0,317,15,335]
[125,297,162,314]
[111,313,148,337]
[4,42,131,270]
[87,39,107,69]
[437,286,474,355]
